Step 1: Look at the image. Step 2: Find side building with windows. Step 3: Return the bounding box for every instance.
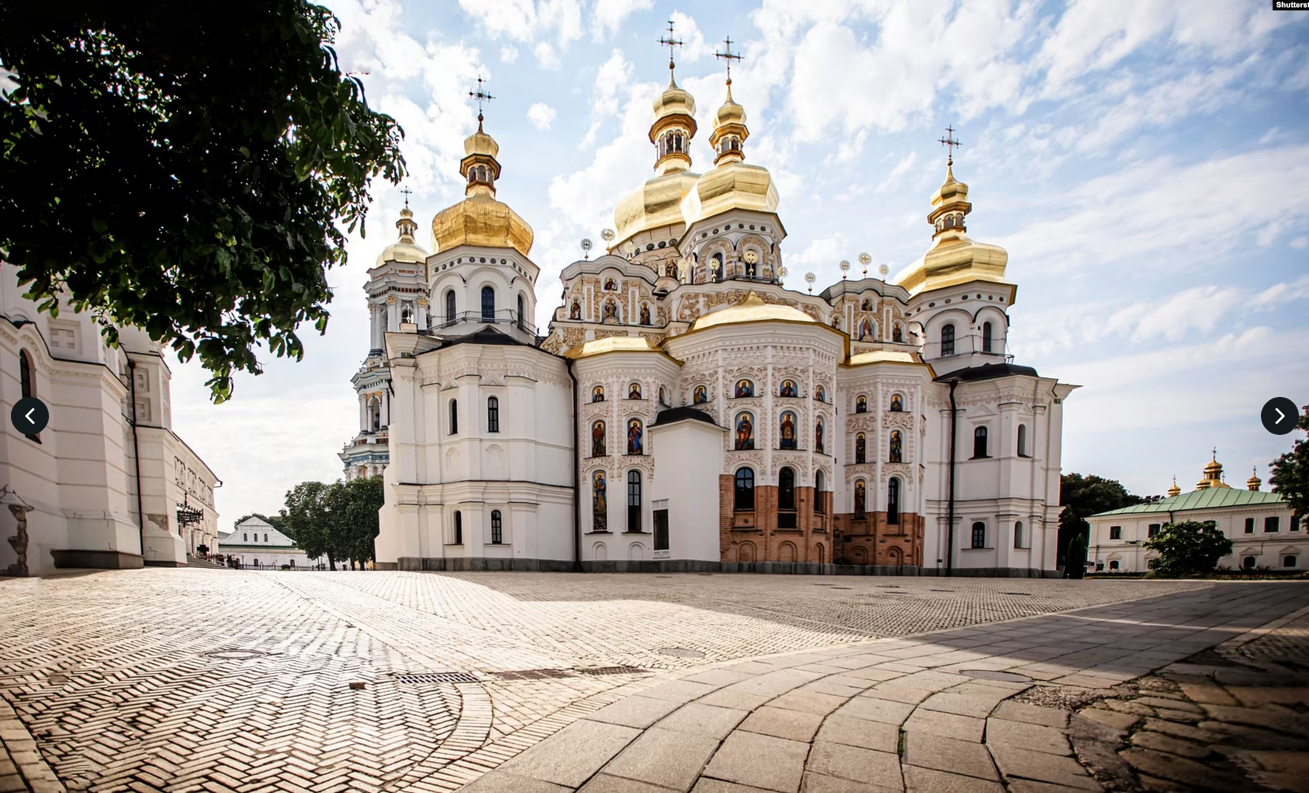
[374,64,1074,577]
[217,516,327,569]
[1088,456,1303,573]
[0,265,220,576]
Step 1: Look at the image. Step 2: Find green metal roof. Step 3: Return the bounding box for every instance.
[1092,488,1287,517]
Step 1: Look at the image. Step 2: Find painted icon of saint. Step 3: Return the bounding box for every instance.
[815,385,826,402]
[593,471,607,531]
[694,385,708,404]
[855,480,866,514]
[603,301,618,321]
[856,395,867,414]
[592,420,606,457]
[856,433,866,464]
[890,430,903,463]
[570,301,581,319]
[629,382,642,400]
[780,412,796,450]
[780,380,796,398]
[592,385,605,403]
[735,413,754,450]
[640,304,651,325]
[627,418,643,455]
[891,394,903,412]
[815,420,824,454]
[735,379,753,398]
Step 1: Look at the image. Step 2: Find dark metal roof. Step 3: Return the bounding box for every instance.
[652,406,719,428]
[935,362,1039,383]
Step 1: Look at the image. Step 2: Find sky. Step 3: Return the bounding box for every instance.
[164,0,1309,530]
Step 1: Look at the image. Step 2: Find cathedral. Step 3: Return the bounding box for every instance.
[362,51,1076,577]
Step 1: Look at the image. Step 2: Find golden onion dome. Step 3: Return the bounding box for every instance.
[1247,468,1262,491]
[652,75,696,125]
[464,127,499,159]
[681,162,778,226]
[613,170,700,247]
[1166,480,1181,498]
[690,291,816,331]
[376,206,428,267]
[716,87,746,127]
[432,193,533,257]
[894,165,1009,297]
[1204,456,1222,476]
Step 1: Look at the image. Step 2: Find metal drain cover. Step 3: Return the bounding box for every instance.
[961,669,1031,683]
[658,647,705,658]
[205,649,268,660]
[394,672,480,684]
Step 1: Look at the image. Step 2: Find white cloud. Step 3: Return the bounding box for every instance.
[534,41,560,69]
[527,102,557,130]
[670,10,714,63]
[592,0,655,39]
[458,0,583,68]
[500,45,519,63]
[581,49,637,148]
[876,151,917,191]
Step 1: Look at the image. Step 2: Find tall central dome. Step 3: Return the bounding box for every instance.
[431,115,534,257]
[680,76,779,226]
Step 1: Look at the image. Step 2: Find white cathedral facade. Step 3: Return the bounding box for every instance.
[358,65,1076,577]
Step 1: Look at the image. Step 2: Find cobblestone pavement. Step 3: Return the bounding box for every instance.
[0,570,1250,792]
[458,581,1309,793]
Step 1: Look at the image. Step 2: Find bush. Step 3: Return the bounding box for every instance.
[1144,521,1233,577]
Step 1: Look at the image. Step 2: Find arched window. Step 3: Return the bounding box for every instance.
[887,478,901,525]
[982,321,993,353]
[973,426,988,458]
[1017,425,1028,457]
[1014,521,1024,548]
[20,349,34,400]
[517,294,526,330]
[481,286,495,321]
[453,511,463,545]
[627,470,642,533]
[893,325,904,343]
[487,396,500,433]
[1243,556,1257,570]
[401,306,414,325]
[815,470,825,514]
[712,253,725,282]
[734,468,755,511]
[449,400,459,435]
[971,522,986,549]
[1109,560,1119,571]
[445,290,457,324]
[264,534,268,542]
[778,467,795,510]
[491,510,503,544]
[243,534,248,542]
[941,323,955,357]
[368,397,381,431]
[1286,555,1299,568]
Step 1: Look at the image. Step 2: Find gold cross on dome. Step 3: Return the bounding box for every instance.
[938,125,961,167]
[399,187,412,208]
[715,36,743,84]
[658,20,683,71]
[469,76,495,124]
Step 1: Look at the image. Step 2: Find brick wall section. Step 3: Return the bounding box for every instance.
[719,484,837,565]
[833,511,922,567]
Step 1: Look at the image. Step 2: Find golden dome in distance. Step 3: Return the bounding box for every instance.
[376,203,428,267]
[1166,477,1181,498]
[1247,467,1262,492]
[430,80,534,258]
[691,291,817,331]
[710,37,747,166]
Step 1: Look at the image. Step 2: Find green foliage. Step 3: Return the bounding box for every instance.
[1058,473,1143,574]
[282,477,382,570]
[0,2,405,401]
[1144,520,1234,578]
[1270,404,1309,521]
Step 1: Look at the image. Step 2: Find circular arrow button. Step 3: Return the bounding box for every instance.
[11,396,50,435]
[1262,397,1300,436]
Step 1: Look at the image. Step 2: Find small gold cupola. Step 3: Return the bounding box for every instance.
[1196,449,1230,490]
[461,79,502,199]
[1166,477,1181,498]
[928,127,971,239]
[650,21,697,176]
[1247,467,1262,492]
[710,37,747,165]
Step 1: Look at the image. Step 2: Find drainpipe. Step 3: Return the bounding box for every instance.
[566,357,582,572]
[946,378,960,577]
[128,358,146,561]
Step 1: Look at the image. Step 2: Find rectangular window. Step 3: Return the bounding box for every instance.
[1109,526,1121,540]
[653,509,669,551]
[1148,524,1161,538]
[1265,516,1280,533]
[627,471,642,534]
[1293,516,1302,532]
[1245,517,1255,534]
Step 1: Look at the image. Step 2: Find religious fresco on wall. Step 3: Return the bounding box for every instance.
[856,433,866,464]
[591,420,606,457]
[890,430,903,462]
[779,411,797,450]
[735,412,754,450]
[592,470,607,532]
[693,385,708,404]
[814,384,826,402]
[604,278,617,291]
[891,394,903,412]
[627,418,643,455]
[658,386,666,404]
[592,385,605,402]
[855,479,866,514]
[628,382,642,400]
[779,379,797,398]
[815,418,825,454]
[855,395,868,413]
[640,304,651,325]
[603,301,618,321]
[893,325,904,342]
[860,320,873,340]
[570,301,581,319]
[735,379,753,398]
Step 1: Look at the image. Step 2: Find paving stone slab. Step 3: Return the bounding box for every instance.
[602,727,720,791]
[501,720,640,787]
[704,731,809,793]
[656,703,750,740]
[806,742,903,790]
[834,697,915,726]
[984,718,1071,756]
[902,709,984,742]
[993,702,1069,729]
[904,733,998,781]
[902,766,1003,793]
[738,707,825,743]
[579,774,677,793]
[988,743,1099,790]
[458,771,572,792]
[588,696,686,729]
[813,715,899,754]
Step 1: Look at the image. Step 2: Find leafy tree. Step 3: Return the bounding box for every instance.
[1058,474,1143,576]
[0,2,405,401]
[280,477,382,570]
[1065,532,1088,580]
[1270,404,1309,523]
[337,476,383,568]
[1145,521,1233,578]
[283,481,333,569]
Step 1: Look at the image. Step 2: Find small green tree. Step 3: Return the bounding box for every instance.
[1144,521,1233,578]
[1065,531,1088,579]
[1270,403,1309,523]
[1058,474,1143,574]
[282,481,333,569]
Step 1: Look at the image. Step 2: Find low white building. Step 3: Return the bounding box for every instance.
[0,265,219,576]
[1088,456,1303,573]
[216,517,325,569]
